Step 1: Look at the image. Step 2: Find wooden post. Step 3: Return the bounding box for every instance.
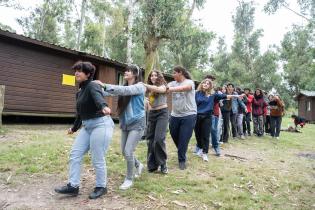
[0,85,5,126]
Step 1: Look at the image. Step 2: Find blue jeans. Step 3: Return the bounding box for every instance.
[69,116,114,188]
[211,115,219,149]
[169,114,196,163]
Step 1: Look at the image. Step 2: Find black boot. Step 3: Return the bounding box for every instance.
[89,187,107,199]
[55,183,79,196]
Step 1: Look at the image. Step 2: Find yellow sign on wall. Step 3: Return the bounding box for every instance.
[62,74,75,86]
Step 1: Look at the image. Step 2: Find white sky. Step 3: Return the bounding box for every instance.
[0,0,308,53]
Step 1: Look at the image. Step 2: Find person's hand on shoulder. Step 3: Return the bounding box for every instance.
[102,106,111,115]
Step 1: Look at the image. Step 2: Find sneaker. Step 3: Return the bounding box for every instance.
[196,148,203,157]
[193,146,201,154]
[214,147,221,156]
[119,179,133,190]
[178,162,186,170]
[276,137,279,140]
[202,153,209,162]
[54,183,79,196]
[148,167,158,173]
[89,187,107,199]
[240,135,245,140]
[160,164,168,174]
[135,163,144,178]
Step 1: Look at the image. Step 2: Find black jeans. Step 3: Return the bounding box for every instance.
[265,115,271,133]
[146,108,168,170]
[221,111,230,143]
[169,114,196,163]
[243,112,251,135]
[194,114,211,154]
[270,116,282,137]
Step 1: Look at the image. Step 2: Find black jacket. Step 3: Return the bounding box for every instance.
[71,80,108,132]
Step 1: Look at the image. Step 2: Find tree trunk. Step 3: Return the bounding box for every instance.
[0,85,5,126]
[144,37,159,80]
[76,0,86,51]
[102,16,107,57]
[126,0,134,64]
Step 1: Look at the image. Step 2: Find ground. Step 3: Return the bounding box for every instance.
[0,118,314,209]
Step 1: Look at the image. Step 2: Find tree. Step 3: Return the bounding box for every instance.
[134,0,206,79]
[17,0,71,44]
[280,25,315,94]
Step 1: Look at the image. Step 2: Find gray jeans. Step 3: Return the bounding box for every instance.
[253,115,264,136]
[121,129,144,180]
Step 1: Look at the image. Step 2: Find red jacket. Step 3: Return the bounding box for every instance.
[245,94,254,113]
[252,96,267,116]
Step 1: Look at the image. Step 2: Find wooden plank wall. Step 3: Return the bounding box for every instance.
[0,41,77,115]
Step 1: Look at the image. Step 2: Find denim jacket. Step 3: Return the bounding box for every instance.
[231,94,246,114]
[104,83,146,126]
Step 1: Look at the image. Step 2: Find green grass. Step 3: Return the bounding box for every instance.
[0,118,314,209]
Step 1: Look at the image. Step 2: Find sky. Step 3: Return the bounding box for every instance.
[0,0,308,53]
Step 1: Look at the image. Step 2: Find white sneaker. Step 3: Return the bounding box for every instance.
[135,163,144,178]
[119,179,133,190]
[196,149,203,157]
[276,137,279,140]
[202,153,209,162]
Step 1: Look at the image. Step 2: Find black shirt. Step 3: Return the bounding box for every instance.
[71,80,108,132]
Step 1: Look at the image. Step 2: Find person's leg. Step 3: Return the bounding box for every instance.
[177,115,196,164]
[169,116,180,148]
[230,113,237,138]
[270,116,275,137]
[123,129,143,181]
[152,108,168,167]
[253,115,258,135]
[247,112,252,135]
[222,112,230,143]
[276,116,282,137]
[194,115,203,153]
[258,115,264,136]
[146,111,158,171]
[237,113,244,137]
[68,127,90,187]
[89,117,114,188]
[217,114,222,141]
[201,116,211,154]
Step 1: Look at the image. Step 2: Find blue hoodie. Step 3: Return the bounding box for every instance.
[104,83,146,128]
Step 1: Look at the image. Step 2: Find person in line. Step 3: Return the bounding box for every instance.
[55,61,114,199]
[242,88,253,136]
[143,70,169,174]
[235,87,247,139]
[264,94,272,135]
[194,79,241,160]
[167,66,197,170]
[269,95,285,139]
[252,88,268,137]
[95,65,145,190]
[220,85,232,143]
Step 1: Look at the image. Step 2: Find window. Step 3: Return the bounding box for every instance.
[117,72,124,85]
[307,101,311,111]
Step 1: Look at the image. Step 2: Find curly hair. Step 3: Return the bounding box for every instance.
[147,70,167,86]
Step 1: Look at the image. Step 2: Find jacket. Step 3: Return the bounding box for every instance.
[72,80,108,132]
[105,83,145,126]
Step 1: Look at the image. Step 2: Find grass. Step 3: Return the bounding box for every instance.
[0,118,314,209]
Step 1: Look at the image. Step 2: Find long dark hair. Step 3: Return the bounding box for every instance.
[117,65,142,115]
[173,66,192,80]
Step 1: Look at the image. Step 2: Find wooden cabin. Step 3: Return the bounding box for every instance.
[0,29,177,119]
[295,90,315,123]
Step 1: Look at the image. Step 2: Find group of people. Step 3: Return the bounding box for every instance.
[54,61,285,199]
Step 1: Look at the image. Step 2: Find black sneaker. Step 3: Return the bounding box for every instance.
[178,162,186,170]
[55,183,79,196]
[160,164,168,174]
[89,187,107,199]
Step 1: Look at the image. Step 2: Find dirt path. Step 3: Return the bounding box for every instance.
[1,172,134,210]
